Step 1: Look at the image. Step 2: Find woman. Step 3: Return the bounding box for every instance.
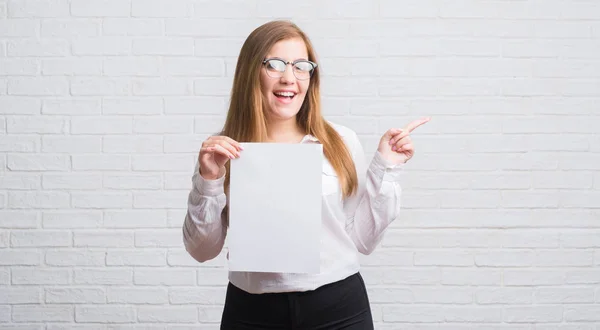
[183,20,429,329]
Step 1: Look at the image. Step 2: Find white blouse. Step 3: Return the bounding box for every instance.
[182,123,404,294]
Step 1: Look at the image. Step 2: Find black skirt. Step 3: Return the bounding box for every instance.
[220,272,374,330]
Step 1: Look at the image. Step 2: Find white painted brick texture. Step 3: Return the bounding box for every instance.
[0,0,599,328]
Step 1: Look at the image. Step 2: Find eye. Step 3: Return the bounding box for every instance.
[294,61,314,72]
[266,60,285,71]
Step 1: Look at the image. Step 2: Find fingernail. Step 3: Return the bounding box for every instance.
[392,146,396,151]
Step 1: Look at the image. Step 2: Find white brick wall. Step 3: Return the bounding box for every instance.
[0,0,599,328]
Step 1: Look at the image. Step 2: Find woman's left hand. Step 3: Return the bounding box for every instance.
[377,117,431,164]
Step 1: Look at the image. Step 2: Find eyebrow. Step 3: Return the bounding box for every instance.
[267,56,309,62]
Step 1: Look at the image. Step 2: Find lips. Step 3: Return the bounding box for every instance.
[273,90,297,104]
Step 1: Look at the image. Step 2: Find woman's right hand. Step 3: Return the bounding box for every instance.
[199,136,243,180]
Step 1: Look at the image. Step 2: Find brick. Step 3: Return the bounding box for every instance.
[106,250,166,266]
[103,18,163,36]
[504,306,563,323]
[12,268,70,285]
[133,78,191,96]
[134,269,195,286]
[444,307,503,323]
[134,116,192,133]
[10,230,70,247]
[414,251,473,266]
[132,38,194,56]
[164,173,193,190]
[0,58,39,75]
[194,1,256,18]
[42,136,102,153]
[137,306,197,323]
[5,153,68,171]
[7,39,69,57]
[0,250,41,265]
[442,268,502,286]
[46,288,105,303]
[12,306,73,322]
[42,58,102,75]
[360,268,440,285]
[0,96,41,114]
[70,0,130,17]
[535,288,595,304]
[476,288,533,304]
[132,0,191,17]
[169,287,225,305]
[382,306,444,322]
[7,115,65,133]
[0,211,39,228]
[8,0,70,17]
[194,38,244,57]
[474,251,534,267]
[71,114,135,134]
[135,229,182,247]
[504,270,565,286]
[0,173,40,189]
[43,173,101,190]
[72,155,129,171]
[74,269,133,285]
[43,211,102,228]
[0,269,8,284]
[103,58,161,77]
[103,210,167,228]
[133,190,188,208]
[194,115,226,134]
[72,192,132,209]
[103,136,163,153]
[566,270,600,284]
[71,77,130,95]
[132,155,194,171]
[72,37,131,56]
[43,99,101,115]
[413,287,473,304]
[8,77,69,95]
[560,191,600,208]
[535,251,594,267]
[104,173,162,190]
[41,19,101,37]
[561,231,600,248]
[0,287,41,304]
[8,191,70,209]
[565,306,600,321]
[75,306,136,323]
[46,250,105,266]
[501,191,560,208]
[164,97,225,115]
[107,287,168,304]
[74,231,133,248]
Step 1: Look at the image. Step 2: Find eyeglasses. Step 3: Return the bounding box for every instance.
[262,58,317,80]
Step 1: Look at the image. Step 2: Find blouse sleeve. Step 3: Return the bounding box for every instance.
[343,131,404,255]
[182,161,228,263]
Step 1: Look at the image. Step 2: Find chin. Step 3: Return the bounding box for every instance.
[267,97,306,121]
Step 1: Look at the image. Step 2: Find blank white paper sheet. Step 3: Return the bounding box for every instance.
[228,142,322,274]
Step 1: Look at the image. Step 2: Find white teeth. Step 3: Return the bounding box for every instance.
[275,91,295,97]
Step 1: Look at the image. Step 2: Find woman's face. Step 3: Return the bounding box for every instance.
[259,38,311,123]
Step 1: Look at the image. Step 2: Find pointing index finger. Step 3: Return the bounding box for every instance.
[404,117,431,133]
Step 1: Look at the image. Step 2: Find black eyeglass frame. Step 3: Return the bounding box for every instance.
[261,57,318,80]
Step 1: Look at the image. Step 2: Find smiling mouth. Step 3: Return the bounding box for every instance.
[273,91,297,100]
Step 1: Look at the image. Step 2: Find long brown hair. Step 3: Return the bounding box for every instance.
[221,20,358,202]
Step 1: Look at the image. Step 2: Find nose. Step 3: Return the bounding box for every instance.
[279,63,295,84]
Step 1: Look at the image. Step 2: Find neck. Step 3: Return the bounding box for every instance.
[266,116,305,143]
